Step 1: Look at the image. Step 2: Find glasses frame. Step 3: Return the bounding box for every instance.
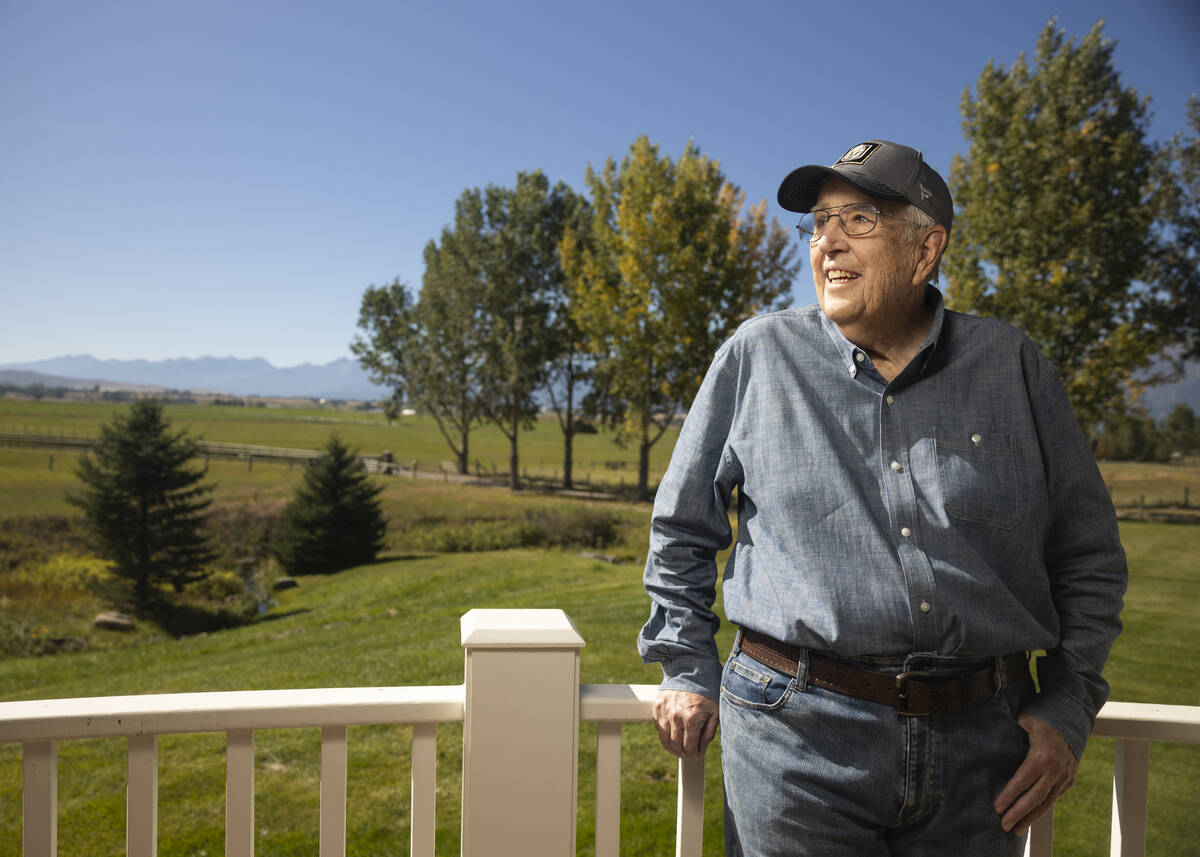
[795,203,907,243]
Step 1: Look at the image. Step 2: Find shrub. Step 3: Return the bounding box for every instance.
[272,435,387,574]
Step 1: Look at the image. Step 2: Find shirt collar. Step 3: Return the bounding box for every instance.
[819,285,947,380]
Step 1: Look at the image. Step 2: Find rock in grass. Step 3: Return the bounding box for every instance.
[94,611,134,631]
[273,577,298,591]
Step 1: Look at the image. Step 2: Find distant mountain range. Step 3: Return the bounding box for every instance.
[0,355,391,401]
[1,352,1197,416]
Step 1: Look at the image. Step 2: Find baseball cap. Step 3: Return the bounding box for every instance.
[777,140,953,231]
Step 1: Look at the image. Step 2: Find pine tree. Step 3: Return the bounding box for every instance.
[272,435,387,574]
[67,400,215,607]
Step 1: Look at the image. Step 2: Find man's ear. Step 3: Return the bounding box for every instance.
[912,225,948,285]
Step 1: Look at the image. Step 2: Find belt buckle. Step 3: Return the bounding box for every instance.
[894,669,938,716]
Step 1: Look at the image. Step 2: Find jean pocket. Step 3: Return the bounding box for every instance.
[720,651,795,711]
[935,430,1022,529]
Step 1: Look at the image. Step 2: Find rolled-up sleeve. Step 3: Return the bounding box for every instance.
[637,340,744,700]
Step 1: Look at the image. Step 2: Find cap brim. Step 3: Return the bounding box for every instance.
[777,164,907,212]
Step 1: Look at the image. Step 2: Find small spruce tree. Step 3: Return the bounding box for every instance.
[272,435,387,574]
[67,400,215,607]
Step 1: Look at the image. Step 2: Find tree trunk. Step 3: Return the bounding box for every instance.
[638,437,651,503]
[563,429,574,490]
[562,359,575,490]
[508,401,521,491]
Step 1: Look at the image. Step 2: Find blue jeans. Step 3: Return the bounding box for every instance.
[719,642,1033,857]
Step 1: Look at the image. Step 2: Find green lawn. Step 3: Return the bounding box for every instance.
[1,519,1198,855]
[1,398,1198,854]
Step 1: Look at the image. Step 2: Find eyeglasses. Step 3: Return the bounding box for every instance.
[795,203,905,243]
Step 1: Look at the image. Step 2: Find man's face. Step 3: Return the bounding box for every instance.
[809,178,925,336]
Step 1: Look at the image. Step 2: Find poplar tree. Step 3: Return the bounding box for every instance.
[67,400,214,607]
[943,20,1164,431]
[561,136,799,500]
[1144,96,1200,360]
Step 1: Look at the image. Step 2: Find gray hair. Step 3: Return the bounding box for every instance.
[900,204,943,284]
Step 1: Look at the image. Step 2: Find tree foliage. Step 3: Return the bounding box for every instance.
[354,172,582,487]
[1145,96,1200,360]
[67,400,214,606]
[353,268,485,475]
[474,172,582,489]
[943,20,1164,431]
[271,435,386,575]
[561,136,800,499]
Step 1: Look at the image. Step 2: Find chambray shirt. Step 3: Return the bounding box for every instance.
[638,288,1127,757]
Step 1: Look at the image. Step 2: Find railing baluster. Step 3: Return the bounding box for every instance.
[226,729,255,857]
[594,722,622,857]
[1024,809,1054,857]
[320,725,348,857]
[1110,739,1150,857]
[410,723,437,857]
[23,740,57,857]
[127,734,158,857]
[675,755,705,857]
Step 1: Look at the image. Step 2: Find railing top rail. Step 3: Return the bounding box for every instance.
[2,684,1196,745]
[0,685,464,743]
[580,683,657,722]
[1091,700,1200,744]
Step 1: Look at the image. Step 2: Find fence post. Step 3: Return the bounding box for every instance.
[460,609,585,857]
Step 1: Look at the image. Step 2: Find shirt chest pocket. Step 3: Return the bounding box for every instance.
[934,431,1022,530]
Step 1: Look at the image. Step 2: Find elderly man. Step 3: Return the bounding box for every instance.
[637,140,1126,856]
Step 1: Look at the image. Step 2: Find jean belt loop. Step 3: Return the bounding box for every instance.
[732,628,744,655]
[796,647,810,691]
[993,655,1007,695]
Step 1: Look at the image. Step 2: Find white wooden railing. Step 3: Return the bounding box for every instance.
[2,609,1198,857]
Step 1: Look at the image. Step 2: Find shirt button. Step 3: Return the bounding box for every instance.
[885,395,895,405]
[900,527,912,538]
[849,366,857,377]
[854,351,865,363]
[890,460,902,472]
[971,433,983,444]
[920,601,932,614]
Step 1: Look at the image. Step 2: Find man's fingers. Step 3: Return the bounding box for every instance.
[996,714,1079,834]
[652,690,719,759]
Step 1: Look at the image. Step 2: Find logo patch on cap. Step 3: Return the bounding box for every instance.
[835,142,880,166]
[919,184,933,200]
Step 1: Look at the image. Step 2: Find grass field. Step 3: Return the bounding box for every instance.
[0,398,680,497]
[1,397,1198,854]
[1,520,1198,855]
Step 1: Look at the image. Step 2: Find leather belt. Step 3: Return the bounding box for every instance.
[738,629,1028,717]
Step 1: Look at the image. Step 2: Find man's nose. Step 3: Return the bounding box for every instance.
[813,224,849,251]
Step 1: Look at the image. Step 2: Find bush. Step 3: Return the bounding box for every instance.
[272,435,387,574]
[406,506,626,554]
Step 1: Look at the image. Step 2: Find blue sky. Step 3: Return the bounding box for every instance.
[2,0,1197,368]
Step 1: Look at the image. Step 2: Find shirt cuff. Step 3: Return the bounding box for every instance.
[658,656,723,702]
[1021,689,1094,761]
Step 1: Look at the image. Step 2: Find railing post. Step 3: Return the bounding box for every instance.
[460,609,585,857]
[23,740,57,857]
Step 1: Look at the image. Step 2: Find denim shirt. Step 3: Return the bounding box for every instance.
[638,289,1127,758]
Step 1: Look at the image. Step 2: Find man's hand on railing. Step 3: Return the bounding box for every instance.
[652,689,719,760]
